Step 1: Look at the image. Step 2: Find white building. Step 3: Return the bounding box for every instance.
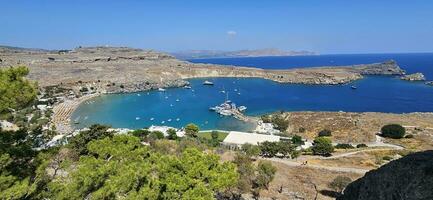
[222,131,281,148]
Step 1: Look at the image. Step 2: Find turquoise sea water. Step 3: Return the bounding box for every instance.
[72,53,433,131]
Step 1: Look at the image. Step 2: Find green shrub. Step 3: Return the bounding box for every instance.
[382,155,393,161]
[328,176,352,194]
[312,137,334,156]
[291,135,304,145]
[150,131,164,140]
[381,124,405,139]
[271,115,289,132]
[318,129,332,137]
[185,123,199,137]
[356,143,368,148]
[335,143,355,149]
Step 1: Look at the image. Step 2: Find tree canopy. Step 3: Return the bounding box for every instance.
[50,134,238,199]
[0,66,37,113]
[381,124,405,139]
[312,137,334,156]
[185,123,199,138]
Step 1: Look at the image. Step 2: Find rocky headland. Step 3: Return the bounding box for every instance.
[400,72,426,81]
[0,46,405,94]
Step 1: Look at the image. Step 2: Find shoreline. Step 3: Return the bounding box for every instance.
[51,74,433,135]
[52,93,101,134]
[53,81,433,137]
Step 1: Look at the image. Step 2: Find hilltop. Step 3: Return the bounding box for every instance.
[172,48,317,59]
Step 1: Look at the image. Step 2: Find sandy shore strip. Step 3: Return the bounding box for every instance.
[52,93,100,134]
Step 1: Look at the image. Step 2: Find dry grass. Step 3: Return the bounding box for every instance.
[279,112,433,144]
[260,161,362,200]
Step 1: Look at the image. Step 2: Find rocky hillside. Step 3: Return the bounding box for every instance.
[0,46,405,92]
[338,150,433,200]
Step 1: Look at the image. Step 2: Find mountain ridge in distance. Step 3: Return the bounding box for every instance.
[171,48,317,59]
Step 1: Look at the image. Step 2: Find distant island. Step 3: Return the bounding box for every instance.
[171,48,317,59]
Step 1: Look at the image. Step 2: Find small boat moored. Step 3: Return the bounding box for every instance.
[351,85,357,90]
[203,80,214,85]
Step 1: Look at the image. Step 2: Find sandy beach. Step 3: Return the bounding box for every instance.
[51,93,100,134]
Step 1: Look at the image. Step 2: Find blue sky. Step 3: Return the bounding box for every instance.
[1,0,433,54]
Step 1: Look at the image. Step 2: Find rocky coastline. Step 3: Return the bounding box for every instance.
[1,46,405,94]
[0,46,412,135]
[400,72,426,81]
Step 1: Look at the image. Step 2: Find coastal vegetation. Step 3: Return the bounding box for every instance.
[185,123,199,137]
[0,123,244,199]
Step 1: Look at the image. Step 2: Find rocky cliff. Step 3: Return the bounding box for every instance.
[338,150,433,200]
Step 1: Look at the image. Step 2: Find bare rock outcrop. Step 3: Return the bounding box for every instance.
[337,150,433,200]
[352,60,405,75]
[401,72,426,81]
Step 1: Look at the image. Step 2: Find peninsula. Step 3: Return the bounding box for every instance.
[0,46,404,94]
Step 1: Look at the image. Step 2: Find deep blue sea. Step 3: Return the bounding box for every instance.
[72,53,433,131]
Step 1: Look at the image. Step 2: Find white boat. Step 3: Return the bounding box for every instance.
[135,117,140,120]
[170,104,174,107]
[219,110,232,116]
[137,94,141,96]
[176,99,180,102]
[161,121,165,124]
[167,119,172,122]
[238,106,247,112]
[203,81,214,85]
[220,85,226,93]
[184,86,192,89]
[150,118,154,121]
[165,96,168,99]
[158,88,166,92]
[176,118,180,121]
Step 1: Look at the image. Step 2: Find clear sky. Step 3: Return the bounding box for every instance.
[1,0,433,54]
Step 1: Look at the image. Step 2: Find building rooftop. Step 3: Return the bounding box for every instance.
[222,131,280,146]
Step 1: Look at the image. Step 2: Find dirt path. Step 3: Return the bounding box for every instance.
[262,157,369,174]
